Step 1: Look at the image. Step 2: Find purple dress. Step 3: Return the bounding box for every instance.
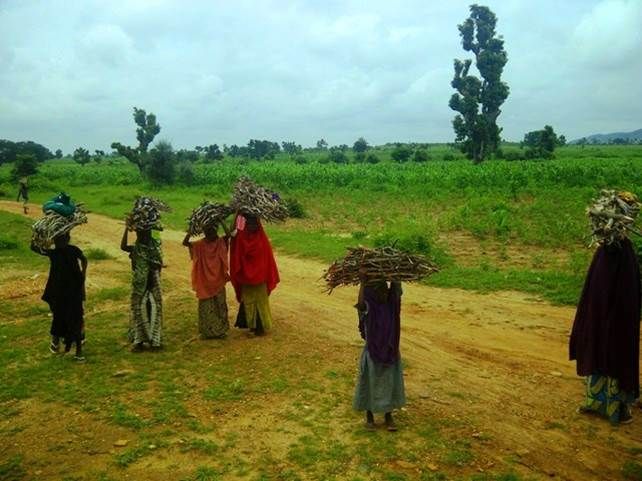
[353,282,406,413]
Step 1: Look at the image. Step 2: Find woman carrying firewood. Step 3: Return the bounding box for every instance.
[121,197,168,352]
[183,207,232,339]
[353,271,406,431]
[323,245,438,431]
[570,190,641,425]
[229,213,279,336]
[31,193,88,361]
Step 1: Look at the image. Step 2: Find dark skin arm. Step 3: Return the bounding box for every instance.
[120,226,133,253]
[182,232,192,247]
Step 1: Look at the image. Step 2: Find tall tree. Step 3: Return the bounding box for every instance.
[204,144,223,162]
[147,140,176,185]
[352,137,369,153]
[55,149,63,159]
[281,141,302,155]
[522,125,558,159]
[449,4,509,163]
[316,139,328,151]
[111,107,161,173]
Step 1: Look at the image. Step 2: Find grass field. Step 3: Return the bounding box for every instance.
[2,161,642,480]
[2,144,642,304]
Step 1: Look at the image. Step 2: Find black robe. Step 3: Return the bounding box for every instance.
[41,245,85,341]
[569,238,641,398]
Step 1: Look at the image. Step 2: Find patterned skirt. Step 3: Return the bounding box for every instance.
[129,271,162,347]
[582,374,635,424]
[198,290,229,339]
[353,349,406,413]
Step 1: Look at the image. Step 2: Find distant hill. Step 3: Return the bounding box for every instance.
[572,128,642,144]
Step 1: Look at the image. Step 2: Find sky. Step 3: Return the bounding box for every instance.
[0,0,641,153]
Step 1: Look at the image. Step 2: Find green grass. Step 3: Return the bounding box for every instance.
[623,461,642,481]
[85,247,115,260]
[0,456,25,480]
[5,145,641,304]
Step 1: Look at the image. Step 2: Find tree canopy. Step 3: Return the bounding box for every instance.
[111,107,161,173]
[449,4,509,163]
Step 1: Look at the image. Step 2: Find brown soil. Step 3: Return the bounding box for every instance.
[1,200,641,481]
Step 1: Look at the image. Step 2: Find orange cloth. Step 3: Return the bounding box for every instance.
[190,238,229,300]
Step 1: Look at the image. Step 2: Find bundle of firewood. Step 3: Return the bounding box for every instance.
[323,245,439,293]
[229,177,288,222]
[587,190,641,246]
[126,197,171,231]
[32,208,88,249]
[187,202,232,236]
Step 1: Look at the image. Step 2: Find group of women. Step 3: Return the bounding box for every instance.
[29,189,641,429]
[121,211,280,351]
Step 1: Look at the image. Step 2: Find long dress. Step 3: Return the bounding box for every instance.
[38,245,85,345]
[190,237,230,338]
[129,239,163,347]
[353,282,406,413]
[230,216,279,331]
[569,238,641,424]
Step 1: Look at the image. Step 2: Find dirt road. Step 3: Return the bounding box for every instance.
[1,201,640,480]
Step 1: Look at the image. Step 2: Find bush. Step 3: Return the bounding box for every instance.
[294,155,308,165]
[146,140,176,185]
[442,153,456,161]
[504,151,526,161]
[0,236,19,250]
[177,161,195,185]
[284,198,306,218]
[413,149,430,162]
[353,152,366,163]
[328,149,349,164]
[373,232,450,266]
[391,145,412,163]
[85,248,114,260]
[366,153,380,164]
[11,154,38,180]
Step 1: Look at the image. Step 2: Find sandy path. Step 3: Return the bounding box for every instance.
[2,200,640,480]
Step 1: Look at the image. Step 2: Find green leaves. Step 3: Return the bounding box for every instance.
[451,5,508,163]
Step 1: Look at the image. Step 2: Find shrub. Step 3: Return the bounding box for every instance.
[366,153,380,164]
[391,145,413,163]
[442,153,456,161]
[0,236,19,250]
[328,149,349,164]
[85,248,114,260]
[284,198,306,218]
[353,152,366,163]
[413,149,430,162]
[294,155,308,165]
[11,154,38,180]
[177,161,195,185]
[504,151,525,161]
[146,140,176,185]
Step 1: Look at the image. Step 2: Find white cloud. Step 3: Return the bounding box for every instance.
[572,0,642,69]
[0,0,639,150]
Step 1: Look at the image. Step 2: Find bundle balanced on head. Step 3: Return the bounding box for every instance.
[183,202,233,339]
[324,245,439,431]
[31,193,88,362]
[121,197,170,352]
[228,177,286,336]
[570,190,641,425]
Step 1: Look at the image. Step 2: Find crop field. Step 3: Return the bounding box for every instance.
[1,144,642,481]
